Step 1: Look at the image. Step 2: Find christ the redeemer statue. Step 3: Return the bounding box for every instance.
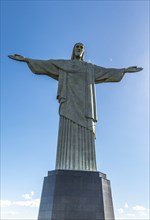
[8,43,142,171]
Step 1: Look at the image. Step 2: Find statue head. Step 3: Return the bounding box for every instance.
[71,43,84,61]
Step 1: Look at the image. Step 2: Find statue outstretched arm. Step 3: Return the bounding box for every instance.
[94,65,143,84]
[8,54,59,80]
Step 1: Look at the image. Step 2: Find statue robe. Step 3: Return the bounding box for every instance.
[27,58,125,171]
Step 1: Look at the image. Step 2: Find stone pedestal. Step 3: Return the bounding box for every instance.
[38,170,115,220]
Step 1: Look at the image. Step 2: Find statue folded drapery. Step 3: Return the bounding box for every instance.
[27,58,125,171]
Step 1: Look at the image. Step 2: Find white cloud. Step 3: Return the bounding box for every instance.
[124,202,129,208]
[116,204,150,220]
[117,208,124,214]
[109,58,113,62]
[1,192,40,211]
[1,211,19,216]
[22,191,34,200]
[139,211,147,216]
[0,200,12,207]
[132,205,146,211]
[127,213,136,217]
[13,199,40,208]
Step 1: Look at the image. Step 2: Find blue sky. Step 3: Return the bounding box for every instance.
[1,1,149,219]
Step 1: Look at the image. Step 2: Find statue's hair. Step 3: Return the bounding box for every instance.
[71,43,84,61]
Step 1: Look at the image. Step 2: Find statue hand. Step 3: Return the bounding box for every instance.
[8,54,27,62]
[125,66,143,73]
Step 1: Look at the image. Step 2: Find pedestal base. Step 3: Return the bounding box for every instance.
[38,170,115,220]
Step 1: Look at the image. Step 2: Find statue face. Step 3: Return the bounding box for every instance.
[74,43,84,59]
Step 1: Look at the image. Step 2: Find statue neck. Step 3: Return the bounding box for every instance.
[73,56,82,61]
